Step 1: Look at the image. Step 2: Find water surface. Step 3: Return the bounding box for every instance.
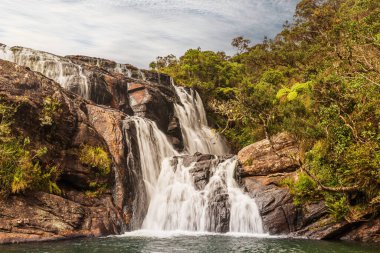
[0,232,378,253]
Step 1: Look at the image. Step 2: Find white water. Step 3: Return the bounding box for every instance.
[127,85,263,234]
[113,63,133,78]
[0,44,90,99]
[174,86,229,155]
[142,156,263,233]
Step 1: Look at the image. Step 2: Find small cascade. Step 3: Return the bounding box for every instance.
[174,86,229,155]
[138,69,146,81]
[114,63,133,78]
[142,157,263,233]
[0,44,90,99]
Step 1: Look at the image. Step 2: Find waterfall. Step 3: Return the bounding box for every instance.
[113,63,133,78]
[142,157,263,233]
[0,44,264,234]
[134,84,263,234]
[174,86,229,155]
[0,44,90,99]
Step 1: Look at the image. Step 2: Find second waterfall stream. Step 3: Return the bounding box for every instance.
[131,85,264,235]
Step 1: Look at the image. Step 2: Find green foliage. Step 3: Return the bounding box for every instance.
[325,195,350,221]
[281,172,320,206]
[39,97,60,126]
[79,145,111,176]
[85,182,108,198]
[0,101,61,197]
[276,81,313,101]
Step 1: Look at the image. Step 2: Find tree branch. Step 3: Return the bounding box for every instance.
[302,164,359,193]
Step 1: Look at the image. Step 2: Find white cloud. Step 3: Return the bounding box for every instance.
[0,0,298,68]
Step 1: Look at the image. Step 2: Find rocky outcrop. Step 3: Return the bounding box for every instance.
[0,54,185,242]
[237,133,379,243]
[126,80,183,150]
[238,132,300,177]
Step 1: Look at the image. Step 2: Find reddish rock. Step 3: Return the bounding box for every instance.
[238,133,300,177]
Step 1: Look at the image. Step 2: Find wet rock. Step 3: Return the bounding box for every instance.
[242,176,298,234]
[127,81,183,150]
[67,54,184,151]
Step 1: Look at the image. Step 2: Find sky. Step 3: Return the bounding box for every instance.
[0,0,299,68]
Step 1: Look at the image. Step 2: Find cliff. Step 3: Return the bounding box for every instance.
[0,45,185,243]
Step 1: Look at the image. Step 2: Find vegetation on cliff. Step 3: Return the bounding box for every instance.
[0,100,61,196]
[150,0,380,221]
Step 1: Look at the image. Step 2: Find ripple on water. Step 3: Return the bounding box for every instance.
[0,235,379,253]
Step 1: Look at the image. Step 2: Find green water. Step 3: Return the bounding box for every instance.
[0,234,378,253]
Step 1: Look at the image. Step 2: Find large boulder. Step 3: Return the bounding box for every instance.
[238,132,300,177]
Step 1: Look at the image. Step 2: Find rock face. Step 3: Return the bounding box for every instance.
[237,133,380,243]
[0,48,188,243]
[0,45,183,151]
[127,80,183,150]
[0,60,129,243]
[67,55,184,151]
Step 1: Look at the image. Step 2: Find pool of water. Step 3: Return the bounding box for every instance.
[0,231,379,253]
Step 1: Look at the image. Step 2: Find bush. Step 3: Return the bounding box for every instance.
[281,172,320,206]
[39,97,61,126]
[0,102,61,197]
[325,195,350,221]
[79,145,111,176]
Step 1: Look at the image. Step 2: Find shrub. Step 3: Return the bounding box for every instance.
[281,172,320,206]
[0,102,61,197]
[325,195,350,221]
[79,145,111,176]
[39,97,60,126]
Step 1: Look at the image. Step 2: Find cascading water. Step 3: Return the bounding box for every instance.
[142,157,263,233]
[0,44,90,99]
[173,86,229,155]
[133,85,264,234]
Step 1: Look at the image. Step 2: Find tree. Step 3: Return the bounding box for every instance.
[231,36,251,54]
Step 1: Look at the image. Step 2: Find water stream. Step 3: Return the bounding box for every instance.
[0,44,90,99]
